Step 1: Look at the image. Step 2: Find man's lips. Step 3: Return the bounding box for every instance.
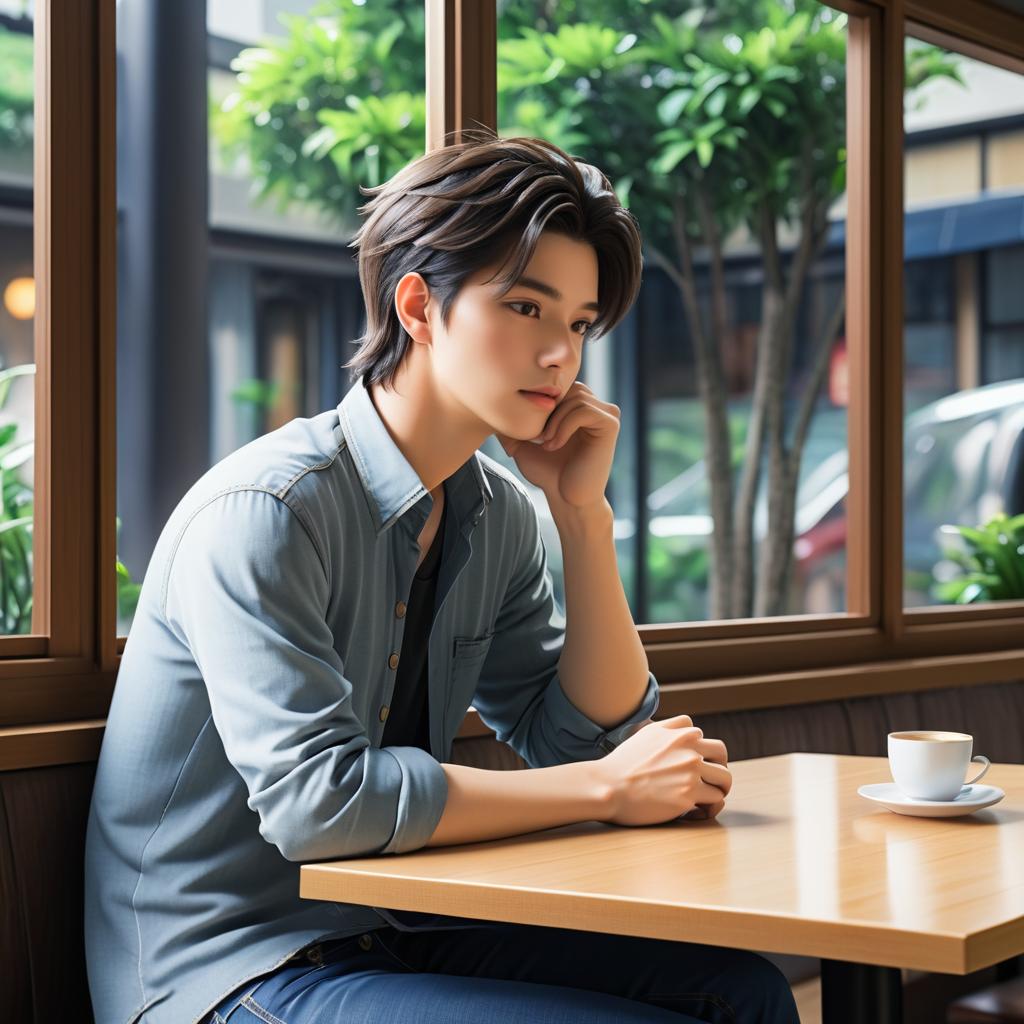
[520,390,557,407]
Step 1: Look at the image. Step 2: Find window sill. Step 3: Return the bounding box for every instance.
[0,719,106,771]
[3,647,1021,770]
[453,647,1024,738]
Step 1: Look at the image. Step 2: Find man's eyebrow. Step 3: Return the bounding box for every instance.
[511,276,600,312]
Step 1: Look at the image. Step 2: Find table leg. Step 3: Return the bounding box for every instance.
[996,955,1022,982]
[820,960,902,1024]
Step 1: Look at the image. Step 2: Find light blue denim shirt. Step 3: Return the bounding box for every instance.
[84,375,660,1024]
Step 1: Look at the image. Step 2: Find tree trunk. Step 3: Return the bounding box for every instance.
[755,190,836,616]
[648,183,840,623]
[732,199,784,619]
[674,187,735,620]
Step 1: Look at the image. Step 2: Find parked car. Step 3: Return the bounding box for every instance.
[799,378,1024,611]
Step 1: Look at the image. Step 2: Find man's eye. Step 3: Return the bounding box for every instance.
[507,301,539,318]
[508,302,595,338]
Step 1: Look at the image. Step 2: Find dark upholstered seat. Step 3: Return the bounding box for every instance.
[948,975,1024,1023]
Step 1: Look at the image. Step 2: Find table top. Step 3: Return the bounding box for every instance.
[299,753,1024,974]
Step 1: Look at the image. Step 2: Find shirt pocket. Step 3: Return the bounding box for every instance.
[446,632,495,723]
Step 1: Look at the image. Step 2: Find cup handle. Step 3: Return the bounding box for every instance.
[966,755,991,786]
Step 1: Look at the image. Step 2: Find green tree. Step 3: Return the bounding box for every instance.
[495,1,959,618]
[212,0,961,619]
[211,0,425,232]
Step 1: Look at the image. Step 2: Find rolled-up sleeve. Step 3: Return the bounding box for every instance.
[470,494,660,769]
[161,487,447,861]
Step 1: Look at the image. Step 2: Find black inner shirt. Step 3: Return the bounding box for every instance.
[380,485,448,755]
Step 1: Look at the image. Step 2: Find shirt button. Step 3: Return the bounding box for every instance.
[379,705,389,722]
[395,601,406,618]
[358,934,373,951]
[388,652,400,670]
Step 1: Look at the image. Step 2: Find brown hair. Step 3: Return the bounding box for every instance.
[343,130,643,390]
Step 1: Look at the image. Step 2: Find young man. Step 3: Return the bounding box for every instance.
[84,134,798,1023]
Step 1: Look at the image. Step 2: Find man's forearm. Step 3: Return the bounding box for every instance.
[425,760,613,847]
[552,498,650,728]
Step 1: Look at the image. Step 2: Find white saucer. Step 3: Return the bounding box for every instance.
[857,782,1005,818]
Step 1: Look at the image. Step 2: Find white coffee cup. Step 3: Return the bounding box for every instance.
[887,730,991,801]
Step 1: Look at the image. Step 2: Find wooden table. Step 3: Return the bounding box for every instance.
[300,753,1024,1023]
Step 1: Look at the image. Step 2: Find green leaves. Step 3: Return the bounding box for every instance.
[0,363,34,410]
[498,21,637,94]
[546,23,632,70]
[0,364,36,633]
[689,69,731,113]
[738,85,762,116]
[305,92,424,186]
[0,25,33,150]
[209,0,427,229]
[497,28,567,91]
[613,173,634,209]
[652,139,696,175]
[932,513,1024,603]
[115,516,142,623]
[905,39,966,94]
[371,18,404,65]
[0,27,32,103]
[638,2,848,226]
[657,89,694,126]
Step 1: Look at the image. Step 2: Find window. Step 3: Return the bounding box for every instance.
[495,0,854,625]
[0,3,35,638]
[902,37,1024,609]
[4,0,1024,742]
[115,0,426,636]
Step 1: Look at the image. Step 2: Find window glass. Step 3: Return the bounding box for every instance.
[903,38,1024,608]
[497,0,853,623]
[116,0,425,635]
[0,1,36,636]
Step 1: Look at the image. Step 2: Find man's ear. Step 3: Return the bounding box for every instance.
[394,272,433,347]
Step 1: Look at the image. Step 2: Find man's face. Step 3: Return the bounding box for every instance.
[426,230,600,441]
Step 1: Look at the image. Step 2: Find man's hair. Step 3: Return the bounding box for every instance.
[343,131,643,389]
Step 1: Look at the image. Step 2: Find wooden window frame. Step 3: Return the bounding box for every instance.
[433,0,1024,736]
[0,0,118,742]
[1,0,1023,768]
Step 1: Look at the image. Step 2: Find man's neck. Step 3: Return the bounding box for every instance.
[367,358,489,498]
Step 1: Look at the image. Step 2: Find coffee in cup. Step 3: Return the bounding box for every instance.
[887,730,991,801]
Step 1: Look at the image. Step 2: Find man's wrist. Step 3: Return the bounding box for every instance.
[550,497,614,541]
[572,758,618,823]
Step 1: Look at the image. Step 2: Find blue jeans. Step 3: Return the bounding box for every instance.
[204,921,800,1023]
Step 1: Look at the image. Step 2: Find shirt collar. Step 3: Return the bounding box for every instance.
[337,376,493,536]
